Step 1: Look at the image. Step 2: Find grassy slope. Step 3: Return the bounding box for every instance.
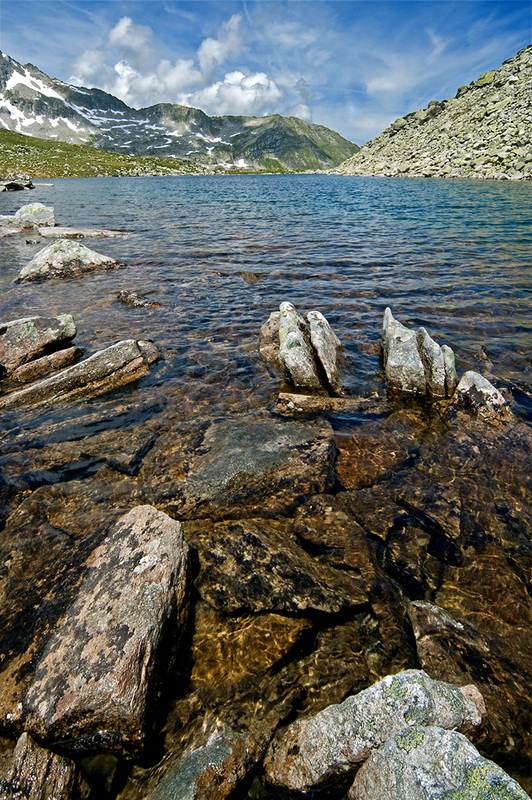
[0,128,204,178]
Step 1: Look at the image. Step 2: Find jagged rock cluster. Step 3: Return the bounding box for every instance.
[260,302,342,393]
[335,46,532,180]
[382,307,509,423]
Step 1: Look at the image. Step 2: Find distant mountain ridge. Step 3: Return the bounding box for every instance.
[0,51,358,173]
[334,46,532,180]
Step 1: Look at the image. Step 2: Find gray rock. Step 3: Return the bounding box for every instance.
[348,725,530,800]
[382,307,426,394]
[278,301,322,389]
[15,239,122,283]
[23,505,189,755]
[1,732,91,800]
[262,669,484,793]
[455,370,509,421]
[0,177,34,191]
[0,216,25,237]
[382,308,457,397]
[0,314,77,375]
[0,338,158,408]
[14,202,55,228]
[417,326,446,397]
[307,310,341,391]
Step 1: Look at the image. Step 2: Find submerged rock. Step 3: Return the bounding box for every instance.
[1,732,91,800]
[0,314,76,376]
[382,307,457,397]
[15,238,122,283]
[348,725,530,800]
[0,338,158,408]
[262,669,484,793]
[23,506,189,756]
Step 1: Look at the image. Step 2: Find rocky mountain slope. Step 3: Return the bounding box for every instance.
[334,46,531,180]
[0,51,358,172]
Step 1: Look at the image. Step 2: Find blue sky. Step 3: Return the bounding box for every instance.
[0,1,530,142]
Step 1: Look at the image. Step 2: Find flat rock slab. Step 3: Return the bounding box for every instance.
[160,414,337,520]
[0,314,76,374]
[15,239,123,283]
[0,338,158,409]
[1,732,91,800]
[23,505,188,755]
[348,725,530,800]
[188,517,369,614]
[263,669,484,793]
[38,226,127,239]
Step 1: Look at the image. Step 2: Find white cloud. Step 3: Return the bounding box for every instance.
[186,71,283,117]
[68,12,280,117]
[197,14,244,76]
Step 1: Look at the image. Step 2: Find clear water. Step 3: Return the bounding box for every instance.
[0,174,531,429]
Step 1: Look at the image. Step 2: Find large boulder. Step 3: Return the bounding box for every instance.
[15,239,122,283]
[0,732,91,800]
[348,725,530,800]
[262,669,484,794]
[0,339,158,409]
[0,314,76,376]
[382,308,457,397]
[23,506,189,756]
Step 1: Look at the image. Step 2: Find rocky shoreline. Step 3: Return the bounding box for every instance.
[333,46,532,180]
[0,200,530,799]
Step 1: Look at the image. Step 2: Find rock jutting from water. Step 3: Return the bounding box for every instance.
[382,307,457,397]
[23,505,189,756]
[0,202,54,238]
[0,313,77,377]
[333,45,532,180]
[454,369,509,422]
[15,238,123,283]
[0,338,159,409]
[262,669,484,794]
[0,176,34,191]
[259,302,342,393]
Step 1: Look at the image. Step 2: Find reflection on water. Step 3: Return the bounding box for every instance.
[0,176,531,795]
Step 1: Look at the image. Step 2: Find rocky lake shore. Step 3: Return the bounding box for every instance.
[0,193,530,799]
[333,46,532,181]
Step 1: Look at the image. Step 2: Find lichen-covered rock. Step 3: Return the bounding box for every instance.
[0,338,158,408]
[454,370,509,421]
[278,301,322,389]
[15,238,122,283]
[262,669,484,793]
[382,308,457,397]
[0,732,91,800]
[307,310,342,391]
[14,202,55,228]
[23,505,188,756]
[348,725,530,800]
[259,311,281,366]
[0,314,76,375]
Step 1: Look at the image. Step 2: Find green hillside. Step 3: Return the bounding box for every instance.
[0,128,203,178]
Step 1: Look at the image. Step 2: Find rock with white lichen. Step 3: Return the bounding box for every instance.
[15,238,122,283]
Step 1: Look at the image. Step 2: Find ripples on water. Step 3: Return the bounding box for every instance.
[0,174,530,432]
